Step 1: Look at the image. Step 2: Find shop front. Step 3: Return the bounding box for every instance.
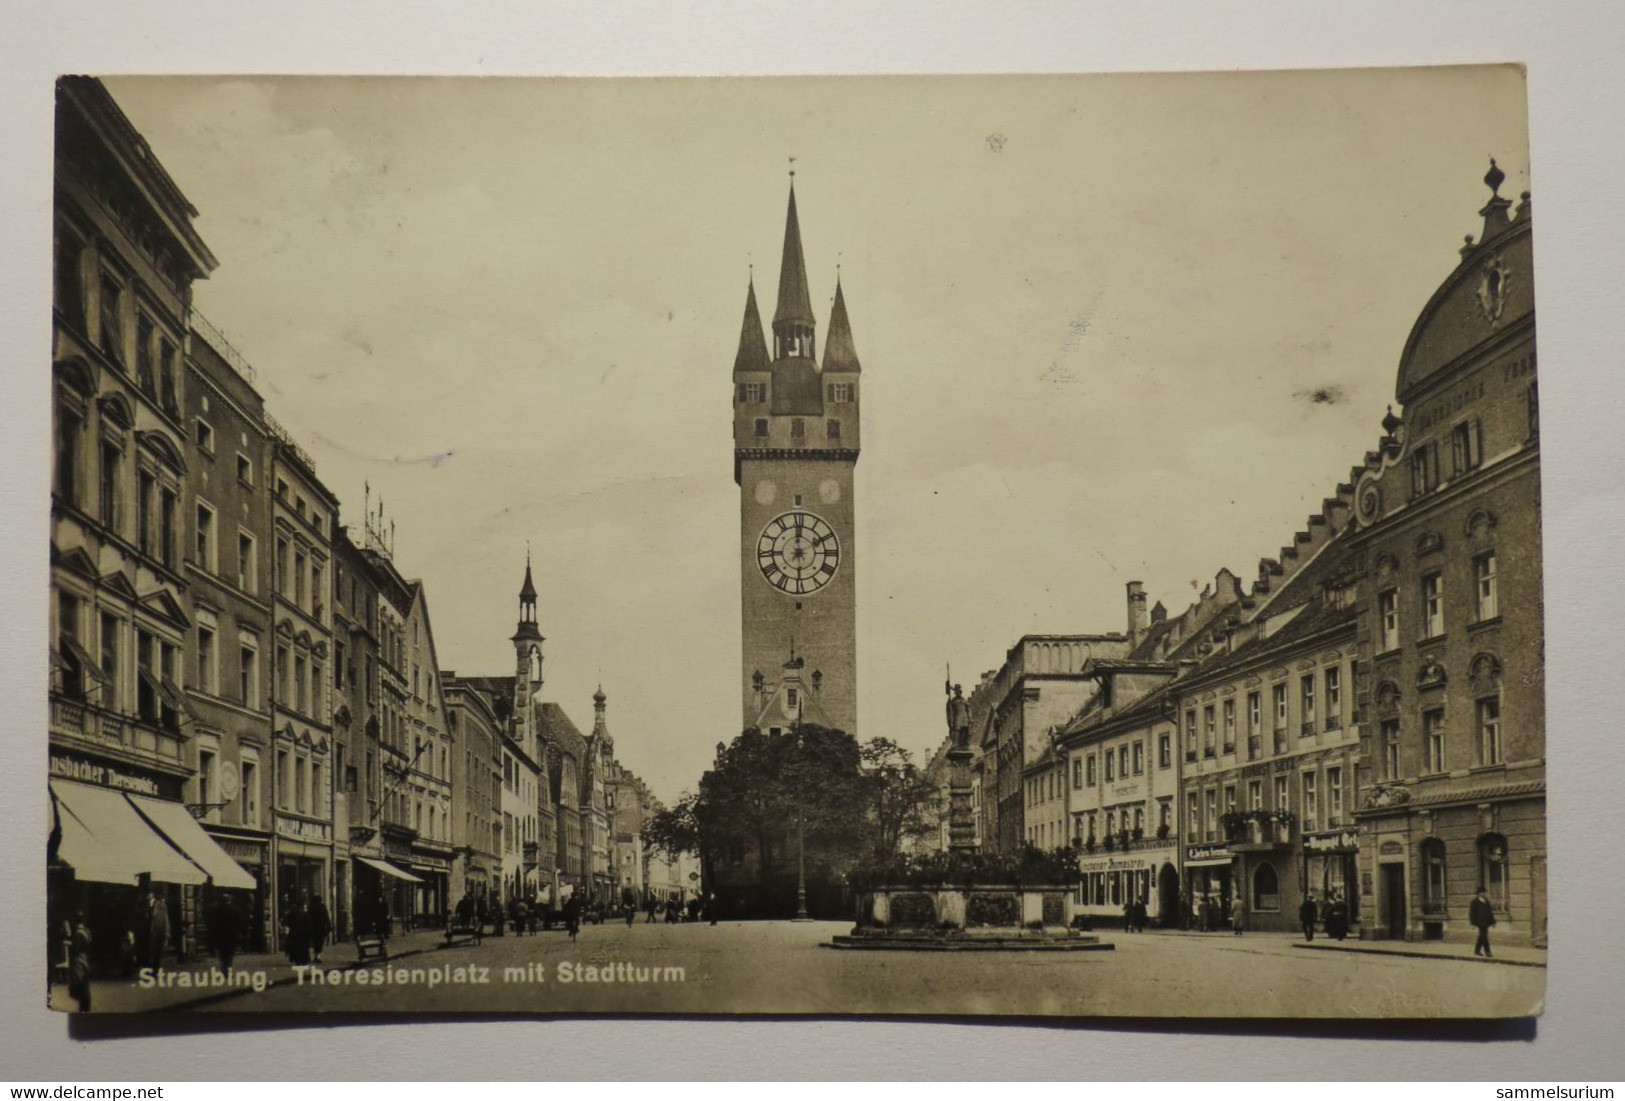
[353,854,423,935]
[408,850,452,926]
[206,832,270,953]
[1073,847,1180,927]
[1302,827,1360,933]
[1184,842,1234,929]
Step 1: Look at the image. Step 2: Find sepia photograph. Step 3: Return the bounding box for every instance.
[43,65,1544,1020]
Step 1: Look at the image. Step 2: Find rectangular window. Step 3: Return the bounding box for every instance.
[56,408,82,510]
[1478,697,1502,766]
[1204,789,1218,842]
[1410,441,1438,497]
[195,501,216,572]
[1379,589,1400,652]
[294,551,307,608]
[197,747,216,815]
[99,441,121,530]
[1158,733,1171,769]
[295,756,308,814]
[1325,666,1342,730]
[241,758,258,827]
[195,418,215,454]
[826,419,841,439]
[1381,718,1401,779]
[159,487,177,568]
[1248,779,1263,811]
[239,644,256,707]
[1274,775,1289,814]
[1202,705,1216,758]
[311,562,324,618]
[136,314,156,392]
[753,418,768,438]
[1104,751,1115,781]
[98,612,118,698]
[1451,419,1482,476]
[237,453,253,485]
[1421,573,1444,639]
[159,340,177,414]
[276,748,290,809]
[1221,699,1236,754]
[1132,741,1144,775]
[1071,757,1082,789]
[741,382,766,403]
[790,418,805,440]
[1184,710,1197,761]
[238,533,256,594]
[197,624,216,694]
[1118,744,1129,778]
[1475,552,1499,622]
[1300,674,1316,736]
[1424,709,1446,774]
[1086,755,1096,785]
[99,275,124,364]
[1327,767,1344,825]
[828,382,854,403]
[1302,771,1318,831]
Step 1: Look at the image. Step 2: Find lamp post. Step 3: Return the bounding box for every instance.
[791,710,812,922]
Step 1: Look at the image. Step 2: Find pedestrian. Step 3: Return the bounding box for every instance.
[707,892,718,926]
[512,896,529,937]
[1469,885,1497,958]
[645,897,658,924]
[1123,899,1134,934]
[283,893,310,966]
[308,892,331,963]
[563,892,581,941]
[1178,896,1191,931]
[144,886,170,970]
[66,909,93,1013]
[1230,894,1246,936]
[213,892,242,969]
[1195,894,1209,933]
[1136,896,1150,933]
[1329,891,1350,941]
[1299,893,1318,942]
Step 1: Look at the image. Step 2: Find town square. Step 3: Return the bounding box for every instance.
[44,68,1543,1019]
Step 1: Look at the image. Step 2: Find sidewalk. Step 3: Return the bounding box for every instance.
[46,927,456,1014]
[1292,936,1547,968]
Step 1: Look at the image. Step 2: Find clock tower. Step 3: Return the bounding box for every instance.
[733,181,860,736]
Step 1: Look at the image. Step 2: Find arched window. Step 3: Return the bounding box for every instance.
[1252,861,1280,911]
[1478,833,1509,913]
[1421,837,1448,914]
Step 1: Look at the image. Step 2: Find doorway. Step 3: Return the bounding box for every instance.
[1381,862,1406,940]
[1158,863,1179,927]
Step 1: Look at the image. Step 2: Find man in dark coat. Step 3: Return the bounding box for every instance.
[144,886,170,970]
[66,910,93,1013]
[283,893,310,966]
[1469,886,1497,957]
[213,892,243,969]
[1328,892,1350,941]
[307,892,332,963]
[1299,893,1319,941]
[562,893,581,941]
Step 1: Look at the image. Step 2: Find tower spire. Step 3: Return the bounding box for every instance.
[772,177,816,358]
[733,275,770,373]
[822,273,861,373]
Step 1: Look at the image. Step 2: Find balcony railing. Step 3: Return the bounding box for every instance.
[187,308,257,384]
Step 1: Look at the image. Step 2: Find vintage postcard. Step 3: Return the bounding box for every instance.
[45,67,1542,1017]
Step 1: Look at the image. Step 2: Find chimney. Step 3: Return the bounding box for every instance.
[1126,581,1148,644]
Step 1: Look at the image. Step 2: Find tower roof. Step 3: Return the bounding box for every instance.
[822,278,861,373]
[773,185,816,331]
[519,556,537,601]
[733,278,770,372]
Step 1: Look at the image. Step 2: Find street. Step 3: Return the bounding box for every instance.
[108,921,1543,1018]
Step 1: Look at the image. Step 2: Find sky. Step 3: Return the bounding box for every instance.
[103,68,1530,804]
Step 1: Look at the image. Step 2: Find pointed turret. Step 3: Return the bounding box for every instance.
[822,278,861,373]
[591,686,612,747]
[733,278,770,373]
[772,184,816,359]
[513,551,542,644]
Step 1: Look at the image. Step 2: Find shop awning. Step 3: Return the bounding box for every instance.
[356,855,423,883]
[127,794,256,891]
[49,779,207,887]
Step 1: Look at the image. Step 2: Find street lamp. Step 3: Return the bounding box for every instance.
[791,712,812,923]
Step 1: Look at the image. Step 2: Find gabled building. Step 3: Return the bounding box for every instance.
[1351,165,1543,945]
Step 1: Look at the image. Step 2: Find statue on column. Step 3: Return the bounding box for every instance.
[945,680,971,751]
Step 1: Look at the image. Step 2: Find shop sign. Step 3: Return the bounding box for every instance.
[275,813,332,843]
[1303,830,1360,854]
[50,751,162,797]
[216,839,265,864]
[1077,855,1153,874]
[1379,840,1404,856]
[1185,842,1231,863]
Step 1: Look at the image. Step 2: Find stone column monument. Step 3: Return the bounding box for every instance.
[944,679,977,853]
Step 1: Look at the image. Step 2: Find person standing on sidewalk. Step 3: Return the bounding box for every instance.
[1470,886,1497,957]
[1230,894,1246,936]
[1299,893,1318,941]
[308,893,332,963]
[213,892,242,969]
[66,910,93,1013]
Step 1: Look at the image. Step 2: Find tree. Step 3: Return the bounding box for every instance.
[860,737,940,857]
[644,791,701,859]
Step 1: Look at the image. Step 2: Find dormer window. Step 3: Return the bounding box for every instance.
[740,382,766,404]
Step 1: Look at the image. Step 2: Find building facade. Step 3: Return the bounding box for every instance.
[182,316,276,951]
[444,675,503,901]
[49,76,223,971]
[1352,168,1544,945]
[735,183,861,738]
[268,428,338,942]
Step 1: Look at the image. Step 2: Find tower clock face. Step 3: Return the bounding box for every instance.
[757,510,841,595]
